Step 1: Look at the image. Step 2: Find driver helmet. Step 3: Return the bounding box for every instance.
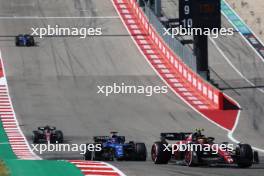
[110,137,118,143]
[44,125,51,132]
[197,137,207,144]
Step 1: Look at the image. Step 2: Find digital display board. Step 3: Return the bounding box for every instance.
[199,4,215,13]
[179,0,221,29]
[179,0,194,28]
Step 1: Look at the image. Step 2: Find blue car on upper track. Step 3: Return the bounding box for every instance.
[15,34,35,46]
[84,132,147,161]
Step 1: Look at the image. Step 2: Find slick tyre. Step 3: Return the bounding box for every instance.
[55,130,64,143]
[253,151,259,164]
[184,150,200,167]
[84,151,92,160]
[32,131,39,144]
[236,144,253,168]
[28,36,35,46]
[151,142,171,164]
[15,36,19,46]
[135,143,147,161]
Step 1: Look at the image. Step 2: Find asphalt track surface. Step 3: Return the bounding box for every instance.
[164,0,264,150]
[0,0,263,175]
[210,19,264,149]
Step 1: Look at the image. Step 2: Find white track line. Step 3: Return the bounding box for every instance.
[111,0,229,132]
[1,50,128,174]
[209,37,264,94]
[116,0,264,154]
[209,38,264,152]
[103,162,127,176]
[222,0,264,63]
[0,51,41,159]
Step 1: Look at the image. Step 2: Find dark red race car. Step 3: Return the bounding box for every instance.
[151,129,259,168]
[32,125,63,144]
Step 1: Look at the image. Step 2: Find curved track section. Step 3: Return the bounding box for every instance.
[209,15,264,150]
[0,0,263,176]
[0,67,40,159]
[166,0,264,153]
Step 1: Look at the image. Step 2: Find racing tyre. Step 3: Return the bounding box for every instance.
[184,150,200,167]
[96,147,114,161]
[135,143,147,161]
[103,148,114,161]
[28,36,35,46]
[32,131,39,143]
[84,150,92,160]
[15,36,19,46]
[253,151,259,164]
[55,130,64,143]
[236,144,253,168]
[151,142,171,164]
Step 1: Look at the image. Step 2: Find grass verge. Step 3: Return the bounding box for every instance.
[0,160,9,176]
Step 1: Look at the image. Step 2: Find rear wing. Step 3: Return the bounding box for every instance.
[160,133,192,141]
[93,136,110,143]
[37,126,56,131]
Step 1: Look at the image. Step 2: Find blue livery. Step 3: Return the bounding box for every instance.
[84,132,147,161]
[15,34,35,46]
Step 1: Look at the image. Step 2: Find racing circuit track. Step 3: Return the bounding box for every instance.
[163,0,264,150]
[0,0,263,176]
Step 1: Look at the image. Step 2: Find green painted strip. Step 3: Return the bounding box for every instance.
[224,10,233,15]
[233,20,244,27]
[0,122,17,159]
[3,160,83,176]
[221,0,251,34]
[0,121,83,176]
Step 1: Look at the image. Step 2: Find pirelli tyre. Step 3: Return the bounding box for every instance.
[100,147,114,161]
[151,141,171,164]
[32,131,39,144]
[27,35,35,46]
[15,36,19,46]
[184,150,200,167]
[236,144,253,168]
[54,130,64,143]
[84,150,92,160]
[253,151,259,164]
[135,143,147,161]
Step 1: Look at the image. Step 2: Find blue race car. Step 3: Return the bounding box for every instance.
[84,132,147,161]
[15,34,35,46]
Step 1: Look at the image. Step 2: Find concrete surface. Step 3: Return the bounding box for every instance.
[227,0,264,43]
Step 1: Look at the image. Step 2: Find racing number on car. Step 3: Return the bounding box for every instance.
[179,0,193,28]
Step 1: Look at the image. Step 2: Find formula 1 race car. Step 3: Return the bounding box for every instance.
[15,34,35,46]
[151,129,259,168]
[84,132,147,161]
[32,125,63,143]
